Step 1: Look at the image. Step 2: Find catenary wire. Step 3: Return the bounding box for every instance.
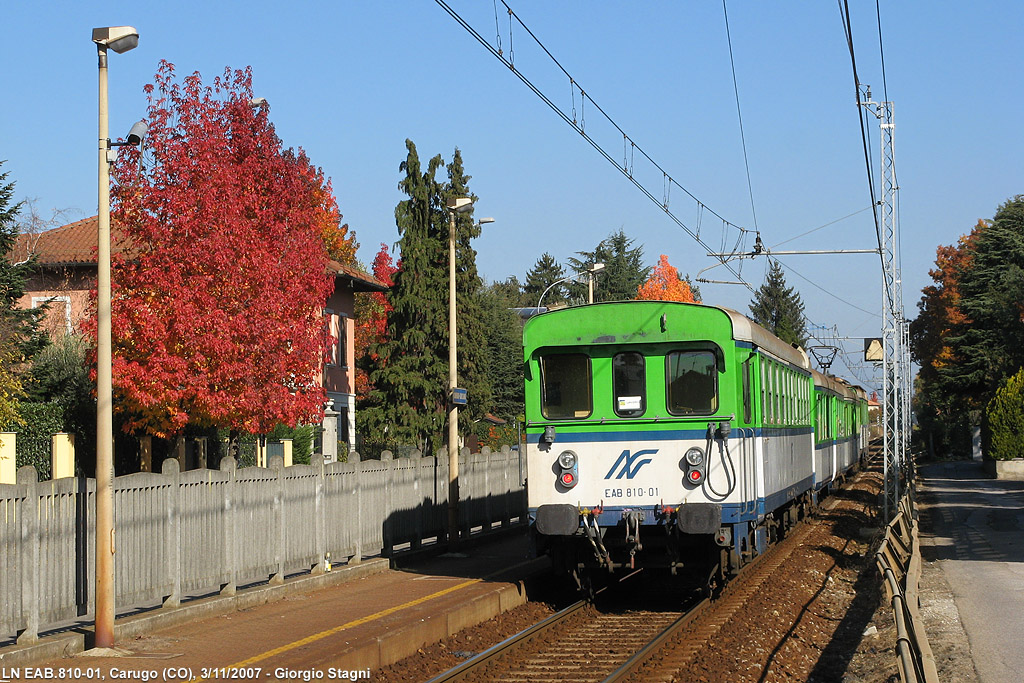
[722,0,759,232]
[435,0,755,290]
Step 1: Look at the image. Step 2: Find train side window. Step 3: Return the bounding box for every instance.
[666,350,717,415]
[540,353,592,420]
[613,352,646,417]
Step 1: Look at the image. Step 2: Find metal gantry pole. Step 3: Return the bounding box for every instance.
[878,99,903,520]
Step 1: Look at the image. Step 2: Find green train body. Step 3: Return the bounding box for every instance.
[522,301,868,584]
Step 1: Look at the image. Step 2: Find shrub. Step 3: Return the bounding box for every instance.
[7,402,65,479]
[986,367,1024,460]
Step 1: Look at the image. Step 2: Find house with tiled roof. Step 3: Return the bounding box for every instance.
[12,216,387,458]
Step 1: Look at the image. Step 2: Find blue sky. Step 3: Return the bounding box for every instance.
[4,1,1022,392]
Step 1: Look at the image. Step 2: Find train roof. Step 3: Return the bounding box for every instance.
[716,306,809,369]
[523,300,809,369]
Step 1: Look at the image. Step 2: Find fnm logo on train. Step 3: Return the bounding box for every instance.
[604,449,657,479]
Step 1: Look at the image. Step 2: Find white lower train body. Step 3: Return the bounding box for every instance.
[528,425,862,580]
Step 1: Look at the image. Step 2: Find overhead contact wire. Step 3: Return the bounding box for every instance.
[435,0,755,289]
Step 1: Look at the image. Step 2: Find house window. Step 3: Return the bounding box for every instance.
[32,296,72,336]
[325,311,346,367]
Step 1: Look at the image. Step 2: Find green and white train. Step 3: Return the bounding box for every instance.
[523,300,869,589]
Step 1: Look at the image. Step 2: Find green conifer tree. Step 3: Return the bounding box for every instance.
[0,161,46,427]
[749,260,808,347]
[481,281,525,421]
[523,253,565,307]
[367,142,494,453]
[944,195,1024,409]
[568,229,649,302]
[445,148,493,429]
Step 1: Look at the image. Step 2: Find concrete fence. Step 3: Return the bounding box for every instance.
[0,446,525,644]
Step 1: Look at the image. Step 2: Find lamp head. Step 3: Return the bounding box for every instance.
[590,262,606,274]
[446,197,474,214]
[92,26,139,54]
[126,120,148,145]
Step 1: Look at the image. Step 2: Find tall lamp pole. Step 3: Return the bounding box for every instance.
[92,25,141,648]
[587,262,605,304]
[446,197,473,547]
[443,199,493,547]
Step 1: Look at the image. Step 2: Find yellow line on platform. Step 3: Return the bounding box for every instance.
[195,577,483,680]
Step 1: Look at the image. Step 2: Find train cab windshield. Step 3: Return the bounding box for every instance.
[666,350,718,415]
[541,353,593,419]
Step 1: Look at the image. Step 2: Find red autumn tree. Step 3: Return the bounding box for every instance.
[104,61,348,438]
[636,254,699,303]
[353,243,397,400]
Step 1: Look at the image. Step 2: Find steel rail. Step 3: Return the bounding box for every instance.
[424,599,589,683]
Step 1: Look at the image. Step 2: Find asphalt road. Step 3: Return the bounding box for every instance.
[919,460,1024,683]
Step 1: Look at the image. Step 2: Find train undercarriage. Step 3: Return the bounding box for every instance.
[533,491,818,596]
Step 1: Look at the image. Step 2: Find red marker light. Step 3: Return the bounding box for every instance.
[689,470,703,483]
[561,472,576,487]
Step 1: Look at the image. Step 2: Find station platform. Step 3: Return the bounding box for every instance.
[916,459,1024,683]
[1,528,548,679]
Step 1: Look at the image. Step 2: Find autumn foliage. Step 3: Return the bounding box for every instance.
[353,244,397,400]
[636,254,699,303]
[104,62,349,438]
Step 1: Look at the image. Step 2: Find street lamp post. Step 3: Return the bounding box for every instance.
[445,196,474,548]
[92,25,140,648]
[587,262,605,304]
[537,262,605,310]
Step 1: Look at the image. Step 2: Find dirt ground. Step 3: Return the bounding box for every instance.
[376,468,911,682]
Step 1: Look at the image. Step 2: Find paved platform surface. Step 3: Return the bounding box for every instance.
[917,459,1024,683]
[8,530,545,681]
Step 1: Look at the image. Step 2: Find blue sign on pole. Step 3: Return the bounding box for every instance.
[452,387,468,406]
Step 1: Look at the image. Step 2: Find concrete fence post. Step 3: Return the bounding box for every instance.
[51,433,76,480]
[270,455,285,584]
[17,465,39,644]
[409,449,423,550]
[500,446,512,528]
[460,446,472,539]
[482,447,492,531]
[161,458,181,609]
[311,454,327,574]
[350,450,362,563]
[381,451,394,556]
[219,456,237,596]
[0,433,16,485]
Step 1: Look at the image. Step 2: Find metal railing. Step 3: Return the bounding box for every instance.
[875,492,939,683]
[0,446,525,645]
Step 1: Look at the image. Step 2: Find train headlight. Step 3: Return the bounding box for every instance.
[558,451,577,470]
[684,447,705,486]
[557,450,578,489]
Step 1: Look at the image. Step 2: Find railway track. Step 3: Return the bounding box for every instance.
[428,504,821,683]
